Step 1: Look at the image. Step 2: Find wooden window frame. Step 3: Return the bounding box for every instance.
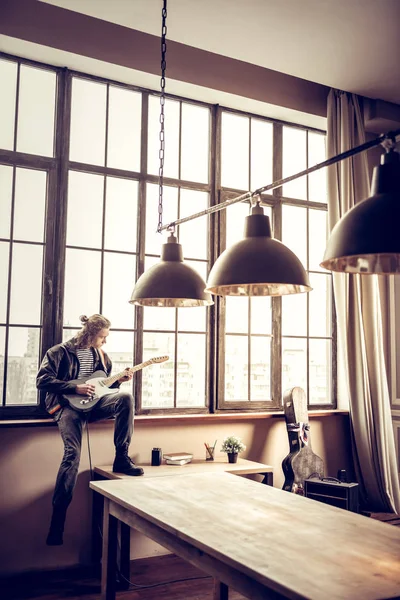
[0,53,335,420]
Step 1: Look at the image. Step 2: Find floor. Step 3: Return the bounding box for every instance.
[1,554,247,600]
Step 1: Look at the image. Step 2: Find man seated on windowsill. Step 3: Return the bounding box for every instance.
[36,313,143,546]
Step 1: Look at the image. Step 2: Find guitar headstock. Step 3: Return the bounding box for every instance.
[149,355,169,364]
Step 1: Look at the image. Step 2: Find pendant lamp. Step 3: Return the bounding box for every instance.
[129,0,213,307]
[205,201,311,296]
[321,148,400,273]
[130,232,213,307]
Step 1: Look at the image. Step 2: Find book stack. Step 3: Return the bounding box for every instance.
[164,452,193,466]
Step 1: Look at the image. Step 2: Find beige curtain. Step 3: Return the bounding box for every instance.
[327,89,400,513]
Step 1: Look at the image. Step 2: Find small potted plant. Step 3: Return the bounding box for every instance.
[221,435,246,463]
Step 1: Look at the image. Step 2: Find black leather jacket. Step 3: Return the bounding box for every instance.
[36,338,114,414]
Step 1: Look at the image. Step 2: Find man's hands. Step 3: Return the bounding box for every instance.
[76,383,96,396]
[118,368,133,384]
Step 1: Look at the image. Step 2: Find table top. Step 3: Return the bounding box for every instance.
[90,471,400,600]
[94,457,273,480]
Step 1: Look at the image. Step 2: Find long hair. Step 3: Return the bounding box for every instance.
[74,314,111,349]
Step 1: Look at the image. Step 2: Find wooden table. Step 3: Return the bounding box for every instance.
[91,458,273,586]
[90,471,400,600]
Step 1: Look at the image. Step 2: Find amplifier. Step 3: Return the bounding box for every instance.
[304,477,359,513]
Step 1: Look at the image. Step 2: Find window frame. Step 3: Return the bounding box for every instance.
[0,53,336,420]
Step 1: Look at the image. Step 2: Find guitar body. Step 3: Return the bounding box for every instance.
[62,355,169,413]
[63,371,112,412]
[282,387,324,494]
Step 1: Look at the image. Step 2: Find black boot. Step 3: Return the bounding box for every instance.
[113,454,144,476]
[46,505,67,546]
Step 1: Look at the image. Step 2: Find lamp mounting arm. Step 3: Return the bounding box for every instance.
[160,127,400,233]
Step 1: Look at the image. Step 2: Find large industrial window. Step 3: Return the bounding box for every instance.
[0,54,335,419]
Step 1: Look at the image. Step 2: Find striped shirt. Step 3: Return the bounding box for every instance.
[76,348,94,379]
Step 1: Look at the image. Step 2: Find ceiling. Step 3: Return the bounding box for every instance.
[38,0,400,105]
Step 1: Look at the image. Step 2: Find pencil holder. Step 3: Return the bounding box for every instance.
[205,443,215,461]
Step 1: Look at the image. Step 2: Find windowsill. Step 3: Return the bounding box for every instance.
[0,409,349,427]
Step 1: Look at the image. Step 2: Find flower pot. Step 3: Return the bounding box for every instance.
[227,452,238,464]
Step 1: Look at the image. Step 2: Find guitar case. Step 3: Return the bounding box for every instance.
[282,387,324,494]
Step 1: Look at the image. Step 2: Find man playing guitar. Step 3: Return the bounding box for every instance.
[37,314,144,546]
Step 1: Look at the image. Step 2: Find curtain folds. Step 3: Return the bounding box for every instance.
[327,89,400,513]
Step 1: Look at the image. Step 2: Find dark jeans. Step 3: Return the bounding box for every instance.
[52,391,134,511]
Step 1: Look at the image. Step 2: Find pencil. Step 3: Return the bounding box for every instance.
[204,442,212,458]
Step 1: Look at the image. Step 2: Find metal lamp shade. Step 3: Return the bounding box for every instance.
[321,150,400,274]
[205,206,311,296]
[130,234,213,307]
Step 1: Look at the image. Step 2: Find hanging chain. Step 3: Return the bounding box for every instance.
[157,0,167,234]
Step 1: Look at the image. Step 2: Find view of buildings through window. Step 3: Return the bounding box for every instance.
[0,55,333,417]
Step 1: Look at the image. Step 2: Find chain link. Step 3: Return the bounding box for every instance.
[157,0,168,233]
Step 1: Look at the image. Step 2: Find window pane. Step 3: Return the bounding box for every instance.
[250,336,271,401]
[282,127,307,200]
[308,132,327,203]
[0,165,13,239]
[64,249,101,326]
[66,171,104,248]
[102,252,136,329]
[282,337,307,395]
[0,242,9,322]
[104,177,138,252]
[62,328,79,344]
[226,297,248,334]
[142,332,175,408]
[181,103,210,183]
[105,331,135,395]
[0,59,17,151]
[9,244,43,324]
[17,66,56,157]
[225,335,248,401]
[309,209,328,272]
[145,184,178,255]
[221,112,249,190]
[226,201,250,248]
[178,189,208,260]
[0,326,5,400]
[250,119,273,191]
[70,78,106,166]
[250,297,271,335]
[309,339,331,404]
[176,333,206,407]
[6,327,40,405]
[107,86,141,171]
[14,168,47,242]
[148,96,179,178]
[143,306,176,331]
[177,305,206,332]
[282,204,307,268]
[282,293,307,336]
[309,273,331,337]
[178,261,207,332]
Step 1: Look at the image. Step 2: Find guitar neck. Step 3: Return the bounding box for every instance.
[102,359,158,388]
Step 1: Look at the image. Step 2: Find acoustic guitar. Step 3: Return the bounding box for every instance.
[281,387,324,494]
[63,355,169,412]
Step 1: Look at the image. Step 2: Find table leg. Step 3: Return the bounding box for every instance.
[214,579,229,599]
[119,522,131,590]
[101,498,118,600]
[261,472,273,486]
[91,489,104,571]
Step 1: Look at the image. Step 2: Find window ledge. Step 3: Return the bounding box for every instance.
[0,409,349,428]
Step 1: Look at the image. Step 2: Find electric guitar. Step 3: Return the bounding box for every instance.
[63,355,169,412]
